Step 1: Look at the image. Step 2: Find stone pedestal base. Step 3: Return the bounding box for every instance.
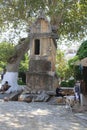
[26,72,58,91]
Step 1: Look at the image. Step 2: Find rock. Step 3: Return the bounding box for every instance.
[0,93,10,99]
[4,97,9,102]
[9,91,22,101]
[56,97,63,104]
[22,90,31,94]
[46,91,56,96]
[33,91,50,102]
[48,96,64,105]
[37,90,42,94]
[18,93,33,103]
[31,90,37,94]
[61,87,74,96]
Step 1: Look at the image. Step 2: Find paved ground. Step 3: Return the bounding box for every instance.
[0,101,87,130]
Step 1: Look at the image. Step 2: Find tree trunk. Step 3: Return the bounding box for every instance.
[1,38,30,93]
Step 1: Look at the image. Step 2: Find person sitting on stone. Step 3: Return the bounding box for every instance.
[56,87,65,97]
[0,81,11,93]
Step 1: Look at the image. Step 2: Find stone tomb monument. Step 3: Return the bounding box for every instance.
[26,11,58,91]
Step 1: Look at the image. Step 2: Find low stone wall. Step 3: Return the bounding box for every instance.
[61,87,74,96]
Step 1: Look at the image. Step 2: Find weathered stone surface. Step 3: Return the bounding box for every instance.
[56,97,64,104]
[61,87,74,96]
[31,90,37,94]
[29,59,51,72]
[4,97,9,102]
[0,93,10,99]
[33,91,50,102]
[0,91,22,101]
[37,90,42,94]
[46,91,56,96]
[26,72,58,91]
[22,90,31,94]
[48,96,64,105]
[26,12,58,92]
[9,91,22,101]
[18,93,33,103]
[19,96,32,103]
[0,102,87,130]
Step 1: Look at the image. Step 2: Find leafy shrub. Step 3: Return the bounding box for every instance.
[60,81,68,87]
[18,78,26,85]
[68,79,75,87]
[60,79,75,87]
[18,72,26,83]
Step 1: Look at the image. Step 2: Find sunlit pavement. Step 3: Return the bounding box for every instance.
[0,101,87,130]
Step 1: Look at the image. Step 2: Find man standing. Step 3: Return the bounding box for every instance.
[74,81,80,102]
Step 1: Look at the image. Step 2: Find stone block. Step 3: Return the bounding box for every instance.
[46,91,56,96]
[18,93,32,103]
[56,97,63,104]
[48,96,64,105]
[9,91,22,101]
[29,59,51,72]
[33,91,50,102]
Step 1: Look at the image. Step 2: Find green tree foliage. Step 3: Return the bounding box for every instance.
[56,49,78,80]
[68,55,79,66]
[0,0,87,40]
[56,49,68,79]
[77,40,87,59]
[0,42,15,70]
[56,52,76,87]
[0,42,15,62]
[68,40,87,80]
[19,53,29,72]
[74,40,87,80]
[68,56,81,80]
[56,49,76,87]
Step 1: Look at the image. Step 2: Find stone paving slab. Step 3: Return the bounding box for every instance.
[0,101,87,130]
[0,93,10,99]
[74,112,87,121]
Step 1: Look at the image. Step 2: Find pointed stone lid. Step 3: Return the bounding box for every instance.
[37,9,49,22]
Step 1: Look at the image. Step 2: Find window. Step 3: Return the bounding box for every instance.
[34,39,40,55]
